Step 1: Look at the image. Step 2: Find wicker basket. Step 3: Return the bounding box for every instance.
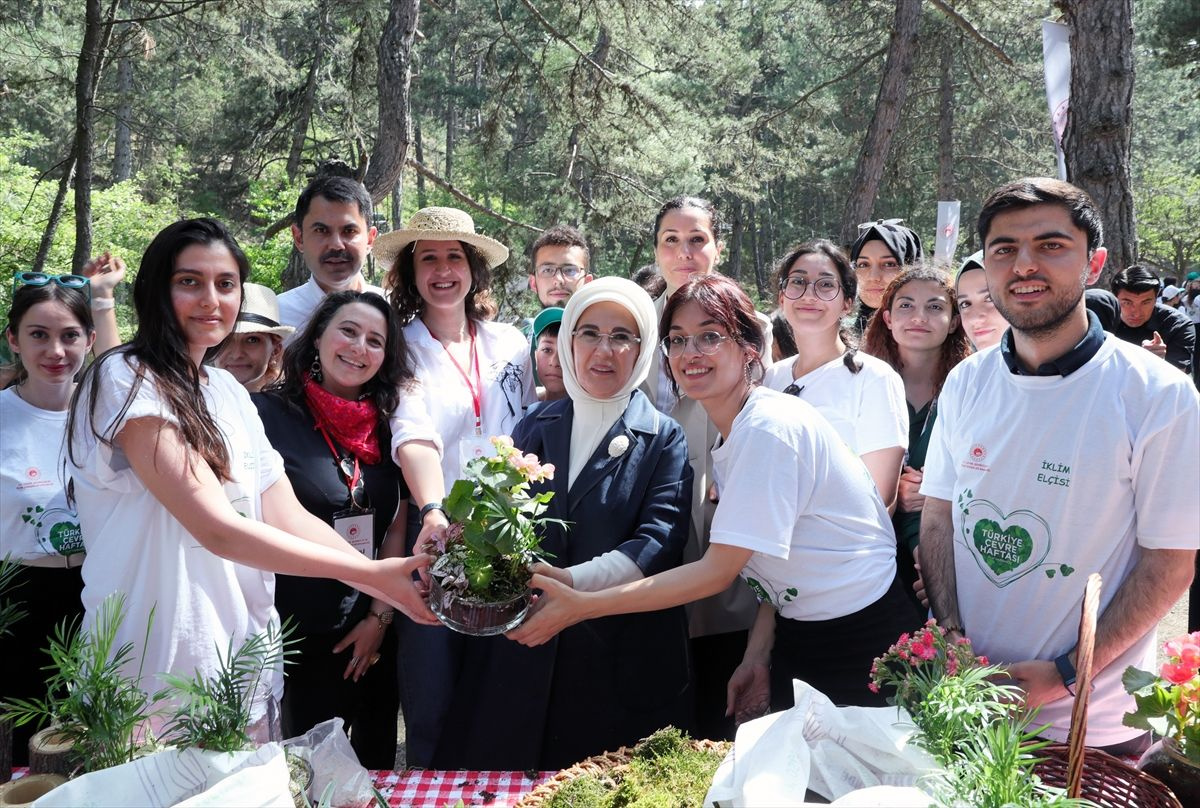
[514,738,731,808]
[1031,573,1181,807]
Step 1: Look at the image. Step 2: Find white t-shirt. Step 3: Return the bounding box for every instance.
[762,352,908,456]
[921,335,1200,746]
[389,319,536,493]
[709,387,897,621]
[69,353,287,723]
[0,389,83,562]
[276,274,386,339]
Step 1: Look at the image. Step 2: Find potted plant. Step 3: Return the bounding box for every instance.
[427,435,563,636]
[1125,631,1200,803]
[0,555,28,784]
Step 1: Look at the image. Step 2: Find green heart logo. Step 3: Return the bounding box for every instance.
[973,519,1032,575]
[48,520,84,555]
[963,500,1052,588]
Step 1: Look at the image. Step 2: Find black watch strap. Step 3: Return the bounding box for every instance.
[419,501,447,523]
[1054,652,1077,696]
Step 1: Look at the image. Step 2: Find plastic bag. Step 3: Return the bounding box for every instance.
[282,718,375,808]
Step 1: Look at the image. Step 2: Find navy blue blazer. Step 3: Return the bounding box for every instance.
[434,389,695,770]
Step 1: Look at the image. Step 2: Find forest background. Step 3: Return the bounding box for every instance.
[0,0,1196,324]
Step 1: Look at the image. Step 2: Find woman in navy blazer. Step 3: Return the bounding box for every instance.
[433,277,694,770]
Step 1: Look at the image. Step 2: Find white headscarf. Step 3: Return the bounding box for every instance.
[557,277,658,488]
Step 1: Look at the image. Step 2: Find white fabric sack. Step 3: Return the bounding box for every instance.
[706,680,937,807]
[33,744,291,807]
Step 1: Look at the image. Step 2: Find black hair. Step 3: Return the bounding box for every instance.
[68,218,250,482]
[978,177,1104,254]
[5,283,95,387]
[267,291,412,442]
[772,239,862,374]
[529,224,590,268]
[631,264,667,298]
[1110,265,1162,295]
[653,196,723,244]
[294,176,373,228]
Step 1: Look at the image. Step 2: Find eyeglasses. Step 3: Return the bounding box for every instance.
[780,276,841,301]
[660,331,731,358]
[535,263,586,281]
[12,271,92,302]
[782,383,805,397]
[572,328,641,351]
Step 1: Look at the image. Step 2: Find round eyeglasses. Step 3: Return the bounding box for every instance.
[780,276,841,301]
[660,331,732,358]
[572,328,641,352]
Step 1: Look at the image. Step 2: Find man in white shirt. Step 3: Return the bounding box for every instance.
[277,176,386,334]
[920,177,1199,754]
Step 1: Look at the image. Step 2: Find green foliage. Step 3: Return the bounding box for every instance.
[159,619,299,753]
[0,554,29,638]
[907,664,1025,765]
[0,593,159,773]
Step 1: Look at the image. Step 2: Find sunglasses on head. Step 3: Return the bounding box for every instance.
[12,271,92,303]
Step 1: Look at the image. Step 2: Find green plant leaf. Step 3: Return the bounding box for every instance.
[443,479,477,522]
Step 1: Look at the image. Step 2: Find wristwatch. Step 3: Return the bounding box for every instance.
[1054,652,1077,696]
[419,501,448,524]
[369,609,394,629]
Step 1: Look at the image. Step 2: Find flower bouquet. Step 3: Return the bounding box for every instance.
[427,436,564,636]
[1124,632,1200,802]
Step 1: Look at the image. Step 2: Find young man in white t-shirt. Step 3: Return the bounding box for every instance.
[920,177,1200,753]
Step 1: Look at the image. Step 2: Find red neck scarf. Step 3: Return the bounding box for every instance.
[303,375,381,465]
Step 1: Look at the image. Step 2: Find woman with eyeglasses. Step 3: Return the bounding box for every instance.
[437,278,693,769]
[1,275,97,765]
[509,275,920,717]
[640,195,773,741]
[250,291,411,767]
[375,206,536,766]
[763,240,907,510]
[862,266,972,617]
[849,220,924,334]
[65,219,436,742]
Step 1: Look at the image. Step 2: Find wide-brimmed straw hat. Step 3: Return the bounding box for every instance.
[373,207,510,269]
[235,283,294,337]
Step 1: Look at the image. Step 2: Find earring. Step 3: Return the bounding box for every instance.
[310,356,323,382]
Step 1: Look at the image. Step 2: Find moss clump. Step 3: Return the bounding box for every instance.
[546,728,723,808]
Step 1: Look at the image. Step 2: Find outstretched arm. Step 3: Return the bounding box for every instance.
[919,496,961,632]
[119,416,437,624]
[81,252,125,355]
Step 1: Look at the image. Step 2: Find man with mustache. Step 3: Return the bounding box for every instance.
[919,177,1199,755]
[278,176,386,335]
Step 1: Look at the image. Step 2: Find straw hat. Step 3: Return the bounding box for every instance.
[373,207,510,269]
[235,283,294,337]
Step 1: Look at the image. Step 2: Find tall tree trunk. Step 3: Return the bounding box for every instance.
[361,0,420,203]
[444,0,458,183]
[391,176,403,232]
[936,34,955,200]
[746,201,762,294]
[286,2,328,181]
[112,46,133,181]
[32,152,78,274]
[71,0,116,273]
[1058,0,1137,281]
[839,0,921,244]
[414,120,427,208]
[727,198,743,282]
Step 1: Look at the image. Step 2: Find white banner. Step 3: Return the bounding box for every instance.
[935,200,961,264]
[1042,20,1071,180]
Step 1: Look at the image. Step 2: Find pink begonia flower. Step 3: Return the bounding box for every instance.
[1178,642,1200,670]
[540,463,555,480]
[1162,661,1196,686]
[492,435,515,449]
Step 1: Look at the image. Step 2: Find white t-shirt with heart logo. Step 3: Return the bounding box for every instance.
[922,334,1200,746]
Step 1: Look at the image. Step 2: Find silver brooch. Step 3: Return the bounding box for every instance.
[608,435,630,458]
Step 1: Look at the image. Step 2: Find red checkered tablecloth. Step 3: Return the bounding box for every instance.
[371,769,555,807]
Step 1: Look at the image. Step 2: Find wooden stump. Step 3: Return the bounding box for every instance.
[27,728,76,777]
[0,774,67,806]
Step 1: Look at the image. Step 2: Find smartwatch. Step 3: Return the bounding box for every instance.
[1054,652,1077,696]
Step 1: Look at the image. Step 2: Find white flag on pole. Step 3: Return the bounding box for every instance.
[935,201,961,264]
[1042,20,1071,181]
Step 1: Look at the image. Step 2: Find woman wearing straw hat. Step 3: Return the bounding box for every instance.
[212,282,295,392]
[374,206,536,766]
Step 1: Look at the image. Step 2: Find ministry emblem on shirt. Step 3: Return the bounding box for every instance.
[961,444,990,472]
[956,489,1075,588]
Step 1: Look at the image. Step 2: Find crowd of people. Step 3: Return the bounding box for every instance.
[2,174,1197,773]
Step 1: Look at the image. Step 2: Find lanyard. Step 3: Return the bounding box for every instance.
[903,398,937,468]
[442,322,483,435]
[319,427,364,510]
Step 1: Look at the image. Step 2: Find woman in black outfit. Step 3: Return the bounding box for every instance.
[253,290,413,767]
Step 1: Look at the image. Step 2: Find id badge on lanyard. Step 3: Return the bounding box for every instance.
[445,323,493,474]
[333,508,376,558]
